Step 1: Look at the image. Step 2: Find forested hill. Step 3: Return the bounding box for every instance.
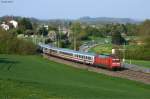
[78,17,142,24]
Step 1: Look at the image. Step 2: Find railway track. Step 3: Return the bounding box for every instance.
[115,70,150,84]
[43,54,150,84]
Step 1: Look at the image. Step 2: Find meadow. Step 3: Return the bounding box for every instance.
[0,55,150,99]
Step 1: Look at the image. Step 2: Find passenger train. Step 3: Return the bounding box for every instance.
[39,43,121,70]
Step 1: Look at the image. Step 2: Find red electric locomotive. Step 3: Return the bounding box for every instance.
[94,55,121,69]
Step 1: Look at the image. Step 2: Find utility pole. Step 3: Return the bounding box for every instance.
[122,43,126,63]
[57,26,60,48]
[42,30,44,44]
[117,44,126,63]
[57,25,61,48]
[74,29,77,51]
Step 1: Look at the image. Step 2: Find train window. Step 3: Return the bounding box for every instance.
[86,56,88,59]
[79,55,83,58]
[80,55,82,58]
[51,49,57,53]
[112,59,120,62]
[84,56,86,59]
[82,56,83,58]
[59,51,73,56]
[88,57,92,60]
[82,56,83,59]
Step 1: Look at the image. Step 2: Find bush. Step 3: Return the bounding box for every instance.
[0,29,37,55]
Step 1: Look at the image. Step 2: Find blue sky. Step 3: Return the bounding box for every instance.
[0,0,150,20]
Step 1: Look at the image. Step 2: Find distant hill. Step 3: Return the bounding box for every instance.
[0,16,142,25]
[78,16,141,24]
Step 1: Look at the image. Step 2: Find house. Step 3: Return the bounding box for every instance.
[0,20,18,31]
[0,22,9,31]
[48,30,57,41]
[43,25,49,30]
[9,20,18,28]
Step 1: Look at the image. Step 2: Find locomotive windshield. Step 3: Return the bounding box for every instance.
[112,58,120,62]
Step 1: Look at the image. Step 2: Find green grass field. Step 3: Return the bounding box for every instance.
[0,55,150,99]
[126,60,150,68]
[89,44,112,54]
[89,43,141,55]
